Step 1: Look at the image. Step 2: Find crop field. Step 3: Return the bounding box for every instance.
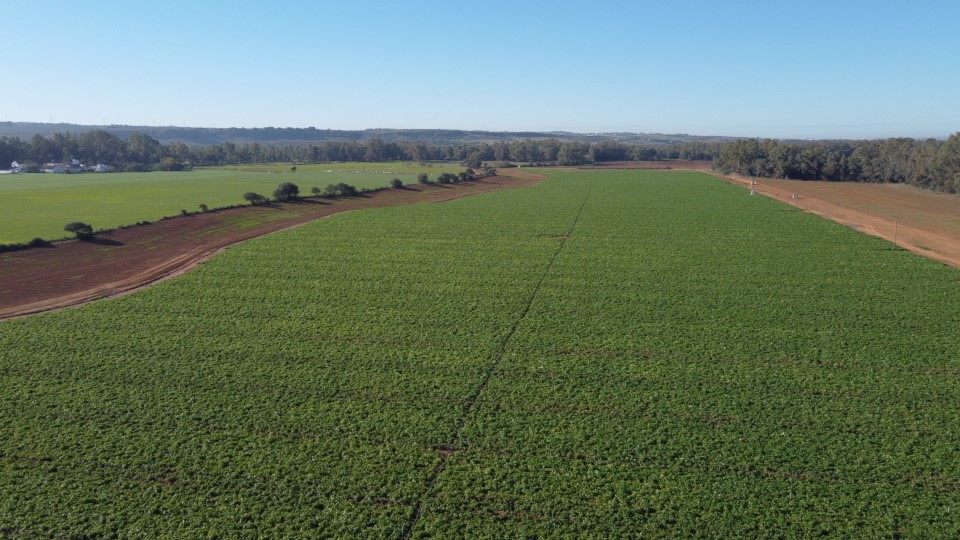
[2,170,959,537]
[0,167,433,244]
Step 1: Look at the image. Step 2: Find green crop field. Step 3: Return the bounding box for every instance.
[0,165,450,244]
[2,170,959,538]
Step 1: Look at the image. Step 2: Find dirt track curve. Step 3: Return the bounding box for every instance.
[0,171,544,320]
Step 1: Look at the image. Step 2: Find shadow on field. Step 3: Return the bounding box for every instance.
[86,237,124,247]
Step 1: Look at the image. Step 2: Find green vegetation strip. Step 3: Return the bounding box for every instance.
[1,170,959,538]
[0,165,453,244]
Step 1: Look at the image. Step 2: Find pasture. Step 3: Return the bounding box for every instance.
[1,170,958,538]
[0,165,454,244]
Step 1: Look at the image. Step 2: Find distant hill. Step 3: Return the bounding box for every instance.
[0,122,736,147]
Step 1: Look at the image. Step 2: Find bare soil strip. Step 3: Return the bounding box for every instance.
[712,172,960,270]
[0,171,544,320]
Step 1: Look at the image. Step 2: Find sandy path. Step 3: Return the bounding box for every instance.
[0,171,544,320]
[712,172,960,270]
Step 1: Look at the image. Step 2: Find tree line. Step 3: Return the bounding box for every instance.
[0,130,722,170]
[3,129,958,194]
[714,135,960,193]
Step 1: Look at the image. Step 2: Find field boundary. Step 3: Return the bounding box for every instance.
[400,187,593,538]
[0,171,546,321]
[708,171,960,270]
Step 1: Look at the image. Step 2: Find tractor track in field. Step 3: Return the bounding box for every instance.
[0,171,545,321]
[400,186,593,539]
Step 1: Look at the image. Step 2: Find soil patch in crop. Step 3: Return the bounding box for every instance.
[0,171,544,320]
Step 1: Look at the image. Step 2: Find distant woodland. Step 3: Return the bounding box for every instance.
[714,135,960,193]
[0,130,719,170]
[1,127,958,193]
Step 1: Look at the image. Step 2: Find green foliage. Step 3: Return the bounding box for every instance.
[2,171,959,537]
[199,203,208,212]
[242,192,269,205]
[715,134,960,192]
[310,186,321,196]
[273,182,300,201]
[390,178,403,188]
[417,173,430,184]
[324,182,359,197]
[63,221,93,239]
[436,172,456,184]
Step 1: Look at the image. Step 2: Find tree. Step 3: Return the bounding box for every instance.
[390,178,403,188]
[273,182,300,201]
[64,221,94,240]
[243,192,269,205]
[417,173,430,184]
[311,186,321,196]
[291,166,297,173]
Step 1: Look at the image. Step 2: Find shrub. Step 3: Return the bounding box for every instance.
[199,203,208,212]
[418,173,430,184]
[390,178,403,188]
[64,221,94,240]
[274,182,300,201]
[27,237,52,248]
[325,183,360,197]
[243,192,269,205]
[179,209,190,217]
[311,186,321,196]
[124,164,146,172]
[437,173,456,184]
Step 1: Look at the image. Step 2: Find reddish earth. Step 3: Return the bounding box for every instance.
[714,172,960,270]
[0,171,544,320]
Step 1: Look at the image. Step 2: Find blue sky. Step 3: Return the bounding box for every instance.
[4,0,958,138]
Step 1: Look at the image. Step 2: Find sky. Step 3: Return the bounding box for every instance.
[4,0,959,139]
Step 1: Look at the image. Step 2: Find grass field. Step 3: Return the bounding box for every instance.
[1,170,958,537]
[0,163,460,244]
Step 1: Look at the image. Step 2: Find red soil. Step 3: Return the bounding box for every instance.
[0,171,544,320]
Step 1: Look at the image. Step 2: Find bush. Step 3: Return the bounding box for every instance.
[437,173,456,184]
[27,237,52,248]
[124,164,146,173]
[199,203,208,212]
[179,209,189,217]
[274,182,300,201]
[243,192,269,205]
[417,173,430,184]
[311,186,321,196]
[390,178,403,188]
[64,221,94,240]
[325,183,360,197]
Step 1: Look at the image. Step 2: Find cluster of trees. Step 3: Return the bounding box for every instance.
[714,135,960,193]
[418,167,495,185]
[0,131,191,171]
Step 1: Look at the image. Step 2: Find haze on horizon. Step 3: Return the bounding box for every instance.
[6,0,959,140]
